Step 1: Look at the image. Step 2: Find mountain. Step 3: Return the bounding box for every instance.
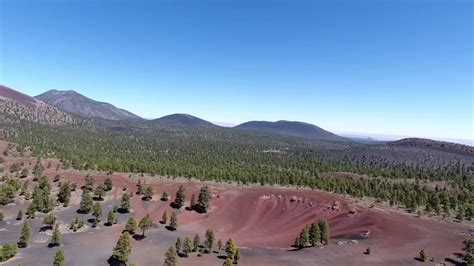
[151,113,216,127]
[36,90,142,121]
[235,120,348,142]
[0,85,76,125]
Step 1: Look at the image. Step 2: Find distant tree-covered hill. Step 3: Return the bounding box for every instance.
[235,120,349,142]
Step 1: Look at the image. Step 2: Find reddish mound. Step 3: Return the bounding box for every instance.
[36,168,470,264]
[0,85,37,108]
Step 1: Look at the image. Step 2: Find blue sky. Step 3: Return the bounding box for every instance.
[0,0,472,142]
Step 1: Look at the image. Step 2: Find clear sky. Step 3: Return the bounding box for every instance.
[0,0,472,142]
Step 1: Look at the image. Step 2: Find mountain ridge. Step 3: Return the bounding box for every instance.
[151,113,216,127]
[36,89,142,121]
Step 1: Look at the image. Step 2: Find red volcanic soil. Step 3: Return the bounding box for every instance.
[37,168,471,264]
[0,85,37,108]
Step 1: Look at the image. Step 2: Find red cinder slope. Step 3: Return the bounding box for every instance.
[0,85,37,108]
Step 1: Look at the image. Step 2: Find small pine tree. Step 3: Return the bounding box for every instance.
[94,185,105,201]
[175,237,182,255]
[173,185,186,208]
[197,186,211,213]
[104,178,113,191]
[225,238,237,260]
[223,258,233,266]
[234,248,241,264]
[169,212,178,230]
[138,214,153,237]
[53,250,65,266]
[419,249,427,262]
[50,224,61,247]
[365,247,371,255]
[120,193,131,213]
[205,228,215,253]
[298,226,309,248]
[18,220,30,247]
[92,202,102,226]
[79,192,93,213]
[162,191,169,201]
[112,232,132,263]
[164,246,178,266]
[317,218,330,245]
[217,239,223,251]
[107,210,117,225]
[162,210,168,224]
[193,233,200,252]
[462,238,474,265]
[42,213,56,229]
[183,237,193,257]
[125,217,137,235]
[143,186,154,201]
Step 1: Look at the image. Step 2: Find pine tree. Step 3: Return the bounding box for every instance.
[169,212,178,230]
[462,238,474,265]
[175,237,182,255]
[138,214,153,237]
[294,237,300,248]
[197,186,211,213]
[309,222,320,246]
[79,192,93,213]
[174,185,186,208]
[223,258,233,266]
[84,175,95,193]
[53,250,65,266]
[120,193,131,213]
[183,237,193,257]
[112,232,132,263]
[225,238,237,260]
[104,177,113,191]
[298,226,309,248]
[94,185,105,201]
[50,224,61,247]
[205,228,215,253]
[164,246,178,266]
[317,218,330,245]
[162,191,169,201]
[162,210,168,224]
[27,203,36,219]
[234,248,241,264]
[193,233,200,252]
[125,217,137,235]
[107,210,117,225]
[57,182,71,205]
[18,220,30,247]
[92,202,102,226]
[419,249,427,262]
[143,185,154,201]
[365,247,371,255]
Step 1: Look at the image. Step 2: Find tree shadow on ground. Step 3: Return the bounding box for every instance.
[117,208,129,214]
[132,234,145,241]
[39,225,52,232]
[169,202,181,209]
[165,226,176,231]
[217,255,228,260]
[107,256,126,266]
